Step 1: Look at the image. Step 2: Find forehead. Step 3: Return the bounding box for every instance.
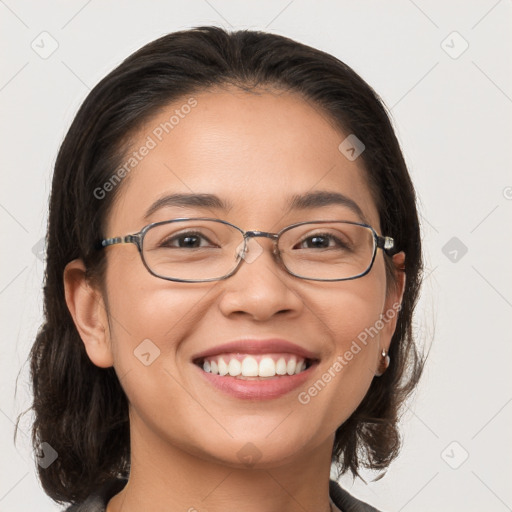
[106,87,380,234]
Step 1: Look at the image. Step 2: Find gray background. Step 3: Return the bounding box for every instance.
[1,1,511,510]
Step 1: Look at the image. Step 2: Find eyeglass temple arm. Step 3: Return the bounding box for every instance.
[98,234,141,250]
[376,235,396,255]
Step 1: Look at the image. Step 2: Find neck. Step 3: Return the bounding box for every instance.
[107,413,336,512]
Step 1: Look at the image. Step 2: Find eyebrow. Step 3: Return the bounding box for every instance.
[144,190,366,222]
[289,190,365,221]
[144,193,232,220]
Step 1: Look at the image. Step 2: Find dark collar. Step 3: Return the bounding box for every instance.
[329,479,382,511]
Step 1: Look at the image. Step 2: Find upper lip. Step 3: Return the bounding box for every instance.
[191,338,320,363]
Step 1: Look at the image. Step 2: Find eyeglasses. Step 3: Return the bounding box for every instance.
[98,217,395,283]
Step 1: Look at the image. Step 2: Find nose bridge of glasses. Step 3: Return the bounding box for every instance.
[244,230,278,240]
[245,231,279,249]
[238,230,280,262]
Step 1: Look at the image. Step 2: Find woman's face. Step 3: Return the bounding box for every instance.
[80,87,404,467]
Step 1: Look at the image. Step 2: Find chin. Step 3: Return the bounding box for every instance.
[195,429,318,469]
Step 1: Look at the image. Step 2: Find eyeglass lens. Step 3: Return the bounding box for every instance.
[141,219,376,282]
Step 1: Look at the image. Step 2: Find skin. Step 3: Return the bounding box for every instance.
[64,86,405,512]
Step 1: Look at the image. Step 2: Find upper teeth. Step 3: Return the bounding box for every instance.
[201,354,307,377]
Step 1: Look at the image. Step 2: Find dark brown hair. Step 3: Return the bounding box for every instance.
[16,25,424,505]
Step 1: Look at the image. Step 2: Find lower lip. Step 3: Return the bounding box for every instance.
[194,362,318,400]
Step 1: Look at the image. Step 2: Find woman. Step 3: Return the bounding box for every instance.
[21,26,423,511]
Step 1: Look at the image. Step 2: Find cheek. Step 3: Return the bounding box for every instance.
[298,273,387,420]
[103,265,213,442]
[315,267,387,352]
[103,251,205,372]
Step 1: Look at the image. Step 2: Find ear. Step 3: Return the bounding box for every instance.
[379,251,406,353]
[63,259,114,368]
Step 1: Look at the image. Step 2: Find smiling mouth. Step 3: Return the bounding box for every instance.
[193,353,318,379]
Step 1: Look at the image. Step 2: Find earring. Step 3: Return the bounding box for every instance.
[375,349,390,377]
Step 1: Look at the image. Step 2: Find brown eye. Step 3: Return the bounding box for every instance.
[160,231,215,249]
[294,232,351,251]
[298,234,341,249]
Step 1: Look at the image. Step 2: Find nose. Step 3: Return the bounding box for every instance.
[218,236,304,322]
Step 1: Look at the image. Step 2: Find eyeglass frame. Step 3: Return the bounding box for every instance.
[97,217,396,283]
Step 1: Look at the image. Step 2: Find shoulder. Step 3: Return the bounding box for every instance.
[329,479,383,512]
[63,478,128,512]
